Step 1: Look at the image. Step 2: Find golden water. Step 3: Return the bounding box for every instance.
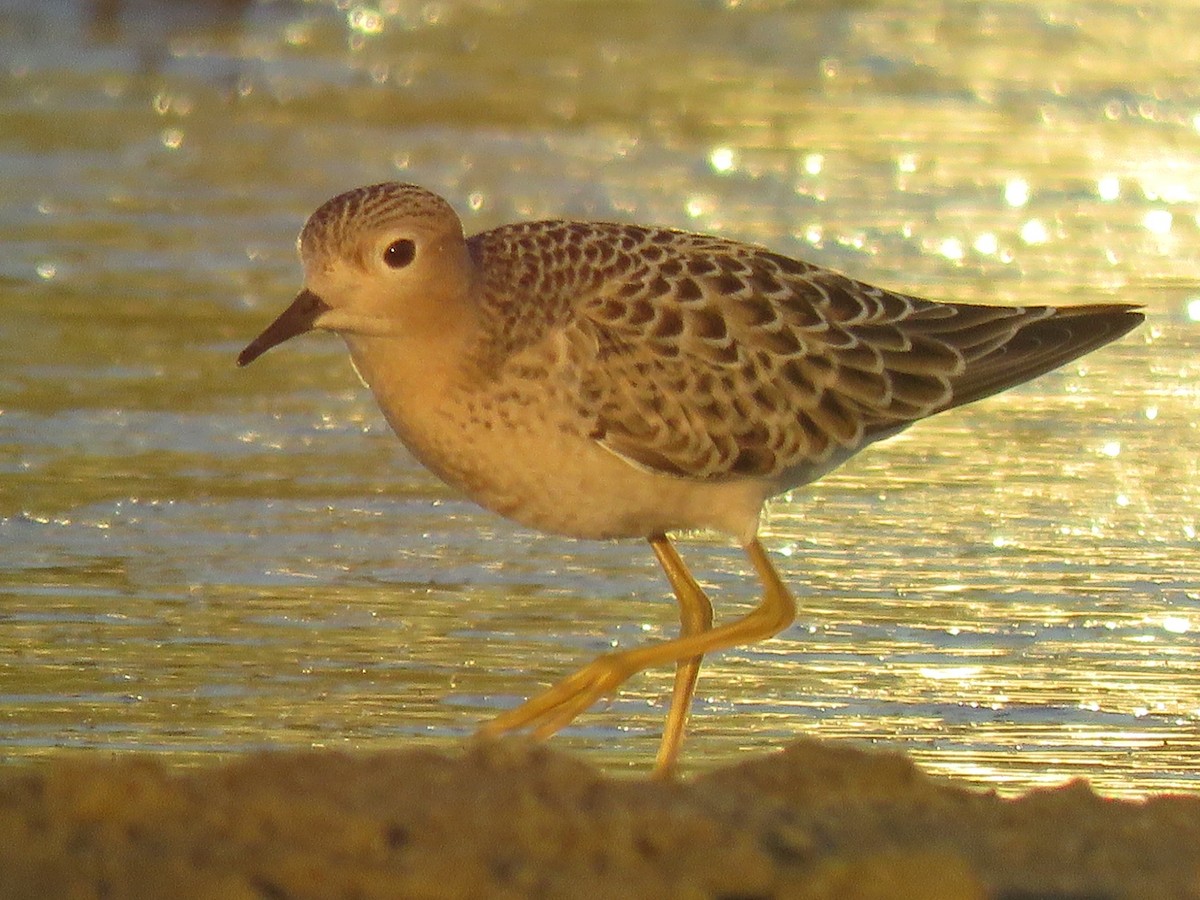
[2,0,1198,796]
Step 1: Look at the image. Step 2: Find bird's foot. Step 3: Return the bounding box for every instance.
[476,650,638,742]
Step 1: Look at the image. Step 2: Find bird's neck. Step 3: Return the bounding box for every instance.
[339,321,484,452]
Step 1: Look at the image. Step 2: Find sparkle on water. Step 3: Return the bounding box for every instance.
[2,0,1198,797]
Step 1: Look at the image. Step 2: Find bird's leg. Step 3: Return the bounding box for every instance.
[475,538,796,777]
[648,533,713,780]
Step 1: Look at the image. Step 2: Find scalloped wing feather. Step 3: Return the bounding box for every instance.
[569,242,1140,482]
[471,221,1140,485]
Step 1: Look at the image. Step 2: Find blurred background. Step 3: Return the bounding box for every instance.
[1,0,1197,796]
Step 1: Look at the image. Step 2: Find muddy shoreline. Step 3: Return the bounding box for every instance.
[2,738,1197,898]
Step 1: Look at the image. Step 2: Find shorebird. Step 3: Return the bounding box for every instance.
[238,182,1141,777]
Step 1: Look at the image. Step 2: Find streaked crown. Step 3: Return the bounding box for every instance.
[298,182,462,268]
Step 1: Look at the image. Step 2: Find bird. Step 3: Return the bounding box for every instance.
[237,181,1142,778]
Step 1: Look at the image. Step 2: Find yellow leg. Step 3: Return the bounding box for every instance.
[648,534,713,780]
[476,537,797,776]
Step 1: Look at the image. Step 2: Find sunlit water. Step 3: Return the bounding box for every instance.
[2,0,1198,798]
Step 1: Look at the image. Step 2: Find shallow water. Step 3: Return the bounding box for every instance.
[2,0,1198,797]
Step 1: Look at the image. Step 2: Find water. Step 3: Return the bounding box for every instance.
[2,0,1198,797]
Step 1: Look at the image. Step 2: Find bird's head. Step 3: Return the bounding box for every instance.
[237,182,475,367]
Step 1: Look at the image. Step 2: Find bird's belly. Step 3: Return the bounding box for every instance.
[383,394,766,542]
[346,338,776,542]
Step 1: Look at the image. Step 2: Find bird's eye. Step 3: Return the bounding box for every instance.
[382,238,416,269]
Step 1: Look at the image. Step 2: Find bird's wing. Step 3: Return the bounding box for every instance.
[567,239,1140,481]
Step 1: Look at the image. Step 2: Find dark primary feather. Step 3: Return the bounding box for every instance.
[931,302,1142,411]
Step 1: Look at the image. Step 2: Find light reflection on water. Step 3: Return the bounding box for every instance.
[2,0,1198,797]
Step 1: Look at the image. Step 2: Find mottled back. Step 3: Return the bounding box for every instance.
[469,220,1141,482]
